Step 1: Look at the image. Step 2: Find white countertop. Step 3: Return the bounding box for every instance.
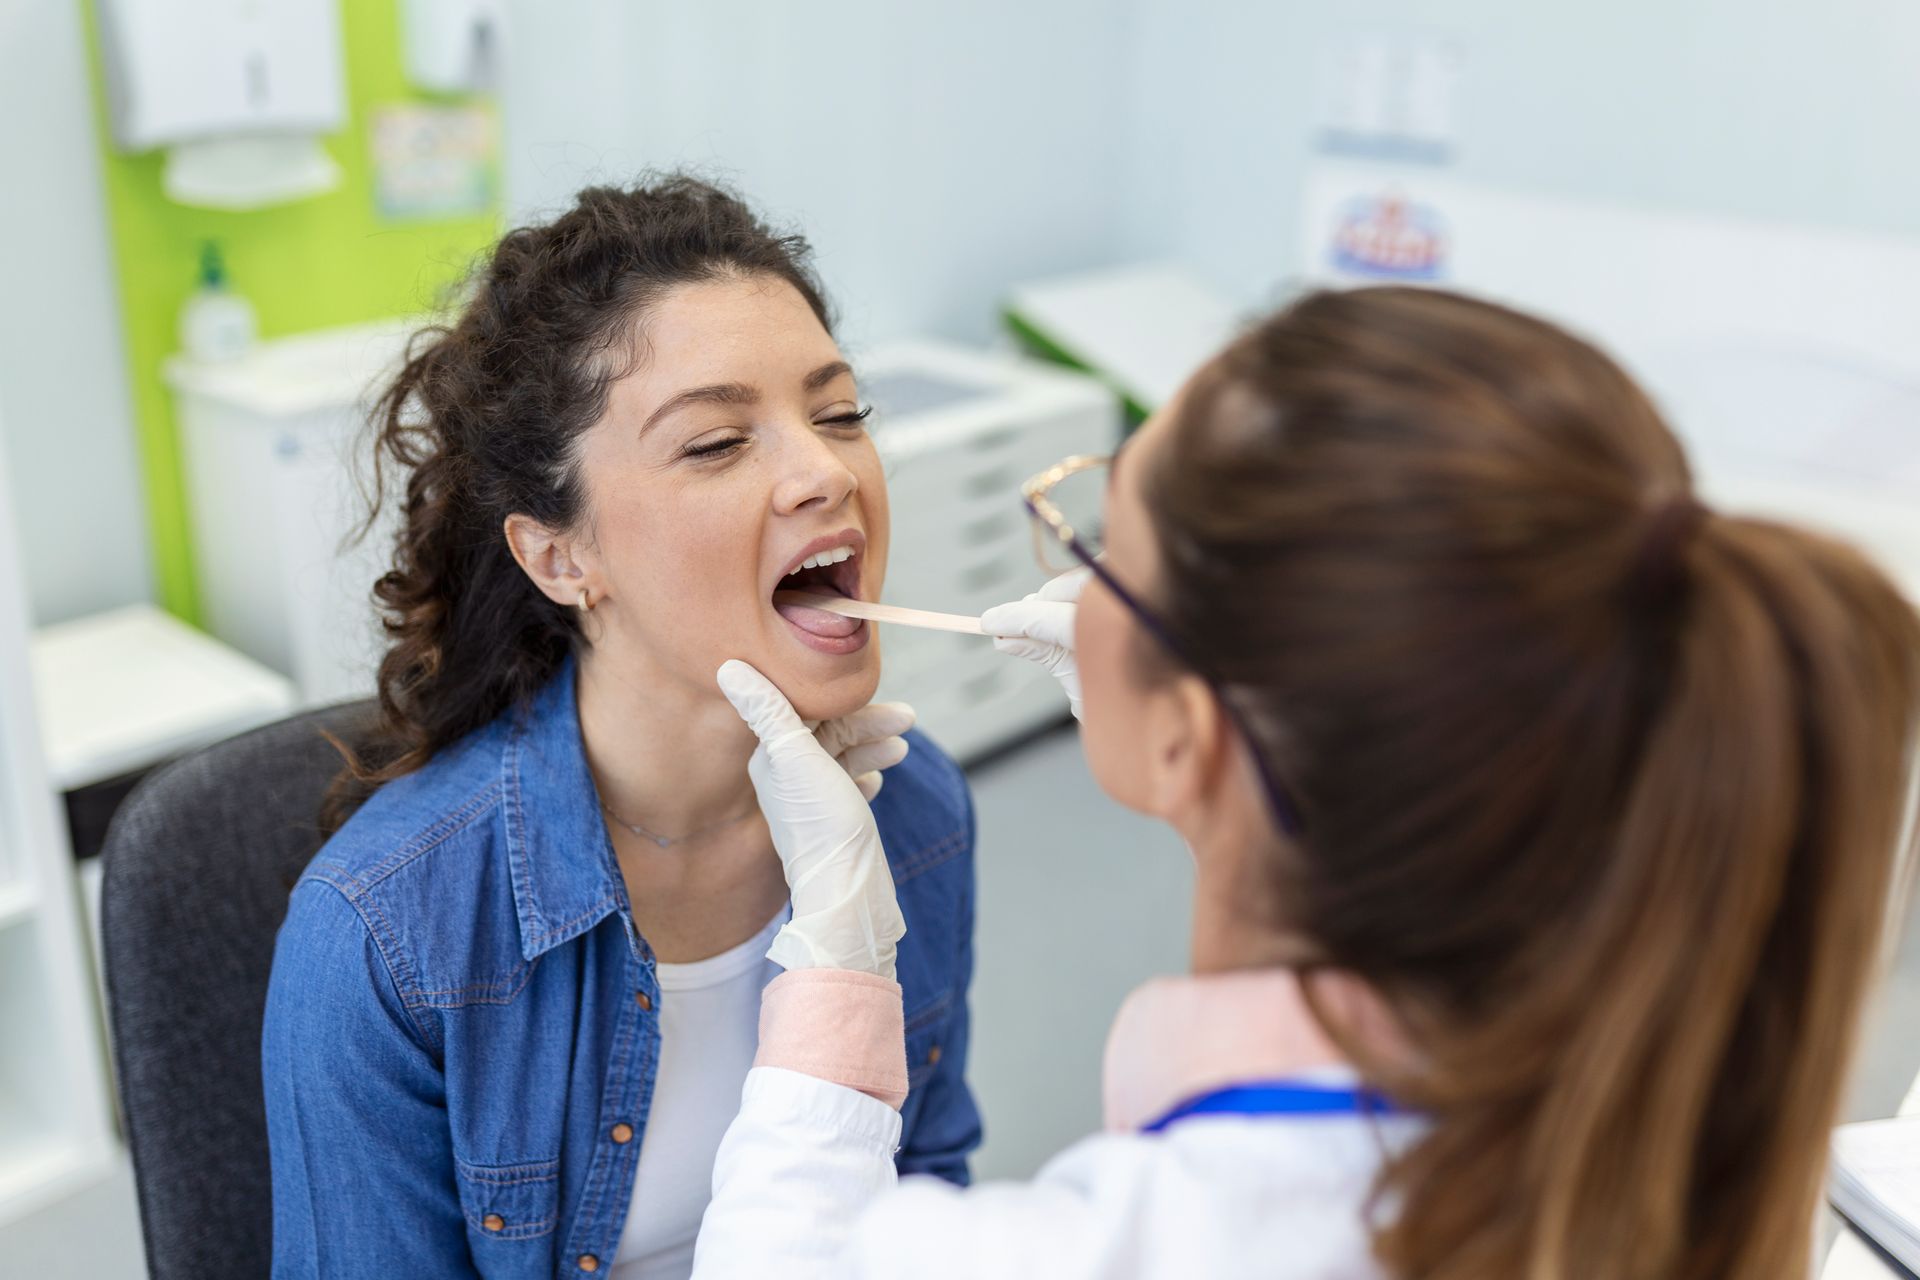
[30,604,298,790]
[161,316,425,419]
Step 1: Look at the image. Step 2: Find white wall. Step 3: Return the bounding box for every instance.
[1123,0,1920,306]
[500,0,1134,351]
[5,0,1918,627]
[0,0,150,627]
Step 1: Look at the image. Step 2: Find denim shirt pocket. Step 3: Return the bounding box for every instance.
[456,1154,561,1259]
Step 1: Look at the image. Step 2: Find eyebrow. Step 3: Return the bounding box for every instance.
[639,360,855,436]
[805,360,853,392]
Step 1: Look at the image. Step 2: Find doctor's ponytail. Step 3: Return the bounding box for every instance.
[1145,287,1920,1280]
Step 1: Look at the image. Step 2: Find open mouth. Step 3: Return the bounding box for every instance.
[770,531,869,655]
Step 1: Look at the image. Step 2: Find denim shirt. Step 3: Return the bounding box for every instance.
[262,653,981,1278]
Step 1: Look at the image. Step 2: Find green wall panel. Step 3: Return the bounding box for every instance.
[84,0,501,623]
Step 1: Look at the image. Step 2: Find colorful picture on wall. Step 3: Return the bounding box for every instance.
[370,103,497,221]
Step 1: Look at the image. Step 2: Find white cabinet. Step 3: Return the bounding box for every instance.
[167,319,416,706]
[864,342,1119,762]
[0,421,115,1223]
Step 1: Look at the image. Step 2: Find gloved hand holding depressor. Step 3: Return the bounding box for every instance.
[716,659,908,980]
[979,566,1091,721]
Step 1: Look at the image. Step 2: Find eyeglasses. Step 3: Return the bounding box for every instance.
[1020,454,1305,837]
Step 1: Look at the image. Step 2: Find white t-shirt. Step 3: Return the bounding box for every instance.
[613,906,789,1280]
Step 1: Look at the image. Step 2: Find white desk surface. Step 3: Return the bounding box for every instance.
[29,604,297,790]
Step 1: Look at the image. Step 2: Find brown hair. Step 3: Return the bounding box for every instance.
[1147,286,1920,1278]
[320,175,832,833]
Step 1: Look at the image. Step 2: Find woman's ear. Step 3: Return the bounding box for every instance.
[1144,673,1231,823]
[503,513,595,607]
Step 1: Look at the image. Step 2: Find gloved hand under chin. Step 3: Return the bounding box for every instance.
[716,660,909,981]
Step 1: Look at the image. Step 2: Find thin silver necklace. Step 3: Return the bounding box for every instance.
[600,801,759,848]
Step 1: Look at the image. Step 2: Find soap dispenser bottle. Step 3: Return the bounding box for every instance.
[180,241,257,362]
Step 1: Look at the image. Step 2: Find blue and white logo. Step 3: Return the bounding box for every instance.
[1328,193,1448,281]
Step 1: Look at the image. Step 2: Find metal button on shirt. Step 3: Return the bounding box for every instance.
[610,1123,634,1144]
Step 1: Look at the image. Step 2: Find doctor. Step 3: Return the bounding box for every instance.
[695,287,1920,1279]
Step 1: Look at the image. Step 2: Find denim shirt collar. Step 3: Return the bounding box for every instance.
[500,651,641,963]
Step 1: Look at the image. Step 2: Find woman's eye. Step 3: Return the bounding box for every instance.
[683,436,746,460]
[818,406,873,431]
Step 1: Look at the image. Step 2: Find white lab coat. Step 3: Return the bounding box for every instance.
[692,971,1422,1279]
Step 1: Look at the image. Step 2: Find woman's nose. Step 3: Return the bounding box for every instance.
[771,429,859,515]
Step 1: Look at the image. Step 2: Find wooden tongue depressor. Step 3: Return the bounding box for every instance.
[774,590,987,636]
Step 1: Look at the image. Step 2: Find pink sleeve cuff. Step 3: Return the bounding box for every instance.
[754,968,909,1109]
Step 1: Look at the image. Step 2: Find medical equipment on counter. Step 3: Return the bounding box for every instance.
[773,591,986,636]
[862,340,1118,761]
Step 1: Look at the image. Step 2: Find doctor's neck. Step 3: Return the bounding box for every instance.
[1181,817,1404,1074]
[1172,784,1305,966]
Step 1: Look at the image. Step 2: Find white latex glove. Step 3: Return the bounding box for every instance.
[817,698,915,802]
[979,566,1091,720]
[717,660,908,979]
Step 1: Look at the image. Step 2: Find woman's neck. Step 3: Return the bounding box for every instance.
[573,642,761,840]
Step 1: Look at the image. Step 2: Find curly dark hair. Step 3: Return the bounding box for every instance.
[319,175,834,833]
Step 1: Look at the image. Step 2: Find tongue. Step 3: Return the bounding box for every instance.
[773,592,861,638]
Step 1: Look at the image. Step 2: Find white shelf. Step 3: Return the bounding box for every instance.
[0,407,118,1228]
[30,603,297,790]
[0,879,34,929]
[0,1132,104,1224]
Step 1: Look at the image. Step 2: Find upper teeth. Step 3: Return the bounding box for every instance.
[788,545,855,576]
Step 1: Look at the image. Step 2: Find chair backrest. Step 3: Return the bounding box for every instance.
[101,699,379,1280]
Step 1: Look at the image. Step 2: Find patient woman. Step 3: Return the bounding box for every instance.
[261,176,982,1279]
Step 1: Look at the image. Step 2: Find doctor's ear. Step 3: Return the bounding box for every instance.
[1144,673,1231,821]
[503,513,599,609]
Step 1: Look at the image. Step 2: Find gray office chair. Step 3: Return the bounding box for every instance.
[101,699,380,1280]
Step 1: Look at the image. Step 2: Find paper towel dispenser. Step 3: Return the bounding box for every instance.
[96,0,347,208]
[403,0,503,94]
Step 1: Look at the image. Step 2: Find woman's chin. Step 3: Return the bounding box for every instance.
[777,651,884,723]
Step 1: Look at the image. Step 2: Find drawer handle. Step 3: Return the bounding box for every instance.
[959,559,1016,593]
[961,670,1007,703]
[961,512,1017,544]
[963,467,1018,499]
